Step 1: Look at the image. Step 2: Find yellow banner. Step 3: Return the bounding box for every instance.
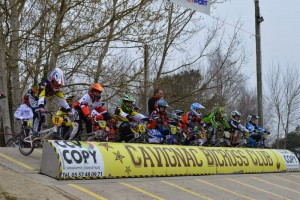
[96,143,286,177]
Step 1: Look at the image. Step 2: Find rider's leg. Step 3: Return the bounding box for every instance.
[32,109,43,136]
[68,108,81,140]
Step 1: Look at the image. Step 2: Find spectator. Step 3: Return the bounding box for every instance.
[148,88,164,115]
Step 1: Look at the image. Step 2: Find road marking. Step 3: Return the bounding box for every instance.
[270,175,300,186]
[68,184,108,200]
[119,182,165,200]
[196,179,255,200]
[161,180,212,200]
[226,178,290,200]
[251,177,300,194]
[289,174,300,179]
[0,152,35,171]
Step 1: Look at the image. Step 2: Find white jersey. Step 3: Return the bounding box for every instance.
[79,93,103,114]
[14,104,33,120]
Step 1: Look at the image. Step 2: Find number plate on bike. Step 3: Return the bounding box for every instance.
[27,120,33,128]
[99,120,106,128]
[171,126,177,135]
[52,116,64,125]
[138,124,146,133]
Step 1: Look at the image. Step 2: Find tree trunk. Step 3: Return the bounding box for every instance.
[49,0,69,71]
[8,0,22,133]
[47,0,69,124]
[0,16,13,143]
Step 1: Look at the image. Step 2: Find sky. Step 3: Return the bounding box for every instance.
[206,0,300,89]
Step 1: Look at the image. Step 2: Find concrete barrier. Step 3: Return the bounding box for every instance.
[40,140,300,180]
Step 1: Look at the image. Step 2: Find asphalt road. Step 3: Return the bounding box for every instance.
[0,147,300,200]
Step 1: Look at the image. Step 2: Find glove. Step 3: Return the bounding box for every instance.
[186,123,195,129]
[126,115,133,122]
[193,126,199,132]
[115,108,120,115]
[86,115,93,121]
[95,115,104,121]
[67,111,73,118]
[157,118,163,125]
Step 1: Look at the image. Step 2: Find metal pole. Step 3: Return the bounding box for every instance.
[143,43,149,114]
[255,0,263,126]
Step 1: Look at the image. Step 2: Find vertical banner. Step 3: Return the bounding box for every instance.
[167,0,211,15]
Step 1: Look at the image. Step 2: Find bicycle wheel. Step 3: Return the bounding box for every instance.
[6,136,19,147]
[18,129,34,156]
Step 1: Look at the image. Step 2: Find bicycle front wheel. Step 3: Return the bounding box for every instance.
[18,129,34,156]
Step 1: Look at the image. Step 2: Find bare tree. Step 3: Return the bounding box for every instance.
[266,64,300,148]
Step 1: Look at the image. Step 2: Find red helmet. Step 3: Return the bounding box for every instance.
[23,95,30,106]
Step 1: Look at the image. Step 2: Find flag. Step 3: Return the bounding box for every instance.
[167,0,211,15]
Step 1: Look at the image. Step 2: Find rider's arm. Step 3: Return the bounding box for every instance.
[38,89,46,108]
[220,118,231,129]
[131,111,148,121]
[78,94,92,116]
[238,124,249,133]
[203,112,219,128]
[55,91,70,110]
[254,124,266,133]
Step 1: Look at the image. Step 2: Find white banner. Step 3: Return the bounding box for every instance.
[167,0,210,15]
[276,149,300,171]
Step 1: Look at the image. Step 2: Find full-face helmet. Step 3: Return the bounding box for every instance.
[190,103,205,117]
[171,109,184,120]
[121,94,135,113]
[48,68,65,92]
[88,83,104,101]
[230,110,241,123]
[247,114,259,124]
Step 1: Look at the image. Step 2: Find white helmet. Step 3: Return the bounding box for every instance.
[48,68,65,91]
[230,110,241,123]
[247,114,259,122]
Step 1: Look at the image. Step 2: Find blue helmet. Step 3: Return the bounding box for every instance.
[190,103,205,117]
[156,99,169,108]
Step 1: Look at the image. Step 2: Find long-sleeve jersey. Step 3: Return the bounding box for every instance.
[147,110,169,129]
[228,120,249,133]
[27,89,39,109]
[245,121,265,133]
[115,106,146,122]
[77,93,104,116]
[14,104,33,120]
[38,80,69,110]
[203,111,230,129]
[181,111,204,127]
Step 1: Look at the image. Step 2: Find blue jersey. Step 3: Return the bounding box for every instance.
[245,121,265,133]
